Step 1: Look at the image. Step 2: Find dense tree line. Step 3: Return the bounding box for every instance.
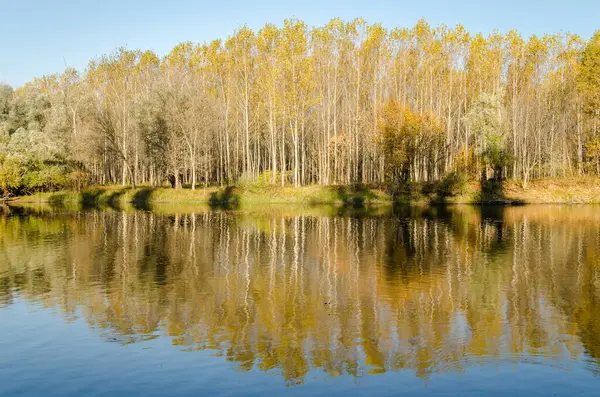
[1,19,600,195]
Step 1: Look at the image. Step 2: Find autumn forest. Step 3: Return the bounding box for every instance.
[1,18,600,196]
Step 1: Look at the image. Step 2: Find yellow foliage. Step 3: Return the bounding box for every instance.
[377,100,443,183]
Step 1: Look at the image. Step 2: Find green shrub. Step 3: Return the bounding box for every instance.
[436,172,468,198]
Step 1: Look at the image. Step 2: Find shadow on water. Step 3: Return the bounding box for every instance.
[382,203,512,282]
[131,188,154,211]
[381,204,467,284]
[334,205,382,218]
[391,203,454,223]
[209,186,240,210]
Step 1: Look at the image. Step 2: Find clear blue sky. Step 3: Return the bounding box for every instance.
[1,0,598,87]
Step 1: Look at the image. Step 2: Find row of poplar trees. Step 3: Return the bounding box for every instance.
[1,18,600,194]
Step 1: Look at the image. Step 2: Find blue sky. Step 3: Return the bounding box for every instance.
[1,0,598,87]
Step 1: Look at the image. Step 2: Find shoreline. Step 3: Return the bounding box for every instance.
[7,178,600,209]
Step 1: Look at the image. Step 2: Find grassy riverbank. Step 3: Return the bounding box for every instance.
[450,177,600,204]
[12,184,392,210]
[10,177,600,209]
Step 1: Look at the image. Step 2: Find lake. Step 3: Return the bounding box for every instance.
[1,204,599,396]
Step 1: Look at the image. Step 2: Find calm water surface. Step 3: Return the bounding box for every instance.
[1,204,600,396]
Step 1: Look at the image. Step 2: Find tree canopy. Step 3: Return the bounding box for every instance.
[1,20,599,196]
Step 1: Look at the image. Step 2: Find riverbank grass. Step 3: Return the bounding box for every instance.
[11,177,600,208]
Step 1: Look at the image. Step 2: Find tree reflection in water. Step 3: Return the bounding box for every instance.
[1,204,599,384]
